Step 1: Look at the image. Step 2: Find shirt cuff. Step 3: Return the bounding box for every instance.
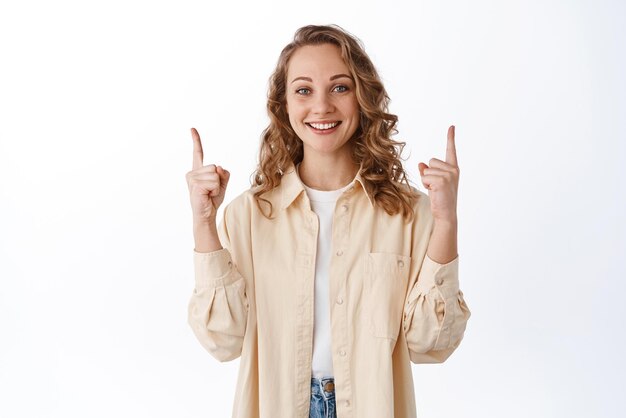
[415,254,460,295]
[193,248,237,289]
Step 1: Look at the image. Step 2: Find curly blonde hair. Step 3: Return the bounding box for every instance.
[252,24,420,221]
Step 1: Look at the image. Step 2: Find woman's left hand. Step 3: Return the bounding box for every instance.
[418,125,459,224]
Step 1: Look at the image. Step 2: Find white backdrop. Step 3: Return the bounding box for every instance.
[1,0,624,417]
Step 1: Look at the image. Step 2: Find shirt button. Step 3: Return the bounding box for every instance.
[341,204,349,212]
[339,350,346,356]
[345,400,350,407]
[397,260,404,268]
[336,250,343,256]
[436,277,444,285]
[336,297,343,304]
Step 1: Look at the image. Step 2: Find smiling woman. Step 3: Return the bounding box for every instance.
[185,24,471,418]
[252,25,424,218]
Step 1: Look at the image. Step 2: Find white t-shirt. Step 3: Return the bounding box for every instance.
[299,168,353,379]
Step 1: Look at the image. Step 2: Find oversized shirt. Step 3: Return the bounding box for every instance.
[187,162,471,418]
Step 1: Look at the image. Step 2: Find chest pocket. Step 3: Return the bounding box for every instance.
[365,252,411,341]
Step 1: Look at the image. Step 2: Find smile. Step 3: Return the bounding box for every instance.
[305,121,341,133]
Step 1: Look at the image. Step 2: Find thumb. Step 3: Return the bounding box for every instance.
[217,166,231,188]
[418,162,428,177]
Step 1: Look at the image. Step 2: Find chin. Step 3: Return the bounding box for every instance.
[304,140,352,155]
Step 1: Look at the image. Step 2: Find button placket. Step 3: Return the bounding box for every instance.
[331,196,353,415]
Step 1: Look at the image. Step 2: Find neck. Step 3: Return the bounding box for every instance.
[298,151,359,191]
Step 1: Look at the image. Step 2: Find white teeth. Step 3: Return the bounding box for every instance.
[309,122,338,130]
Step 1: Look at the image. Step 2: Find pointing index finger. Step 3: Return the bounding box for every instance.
[446,125,458,166]
[191,127,204,170]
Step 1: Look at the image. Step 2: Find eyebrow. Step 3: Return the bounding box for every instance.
[290,74,353,84]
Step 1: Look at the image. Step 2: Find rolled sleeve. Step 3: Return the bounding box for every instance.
[188,248,249,362]
[403,254,471,363]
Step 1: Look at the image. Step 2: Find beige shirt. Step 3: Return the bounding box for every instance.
[187,162,471,418]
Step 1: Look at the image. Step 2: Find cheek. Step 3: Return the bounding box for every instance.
[286,101,305,122]
[343,97,359,117]
[351,98,360,115]
[286,109,301,130]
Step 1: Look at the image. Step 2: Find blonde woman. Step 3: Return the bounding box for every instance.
[186,24,471,418]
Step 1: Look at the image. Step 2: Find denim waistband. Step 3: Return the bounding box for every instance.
[311,376,335,397]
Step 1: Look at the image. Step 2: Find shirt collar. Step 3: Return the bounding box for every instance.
[275,161,375,210]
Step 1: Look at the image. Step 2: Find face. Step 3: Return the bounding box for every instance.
[285,43,360,158]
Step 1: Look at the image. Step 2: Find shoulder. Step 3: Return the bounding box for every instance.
[413,187,431,216]
[221,183,275,219]
[393,181,432,216]
[222,186,256,215]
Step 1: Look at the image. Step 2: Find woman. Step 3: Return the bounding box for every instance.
[186,24,471,418]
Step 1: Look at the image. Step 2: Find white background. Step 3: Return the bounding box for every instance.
[1,0,624,417]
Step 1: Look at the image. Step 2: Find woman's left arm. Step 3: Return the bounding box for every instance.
[403,125,471,363]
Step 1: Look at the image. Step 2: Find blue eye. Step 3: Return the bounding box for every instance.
[295,88,310,95]
[334,85,349,92]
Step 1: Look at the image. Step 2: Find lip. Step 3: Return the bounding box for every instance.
[305,120,340,124]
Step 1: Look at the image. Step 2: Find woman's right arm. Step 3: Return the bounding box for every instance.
[188,216,249,362]
[185,128,250,362]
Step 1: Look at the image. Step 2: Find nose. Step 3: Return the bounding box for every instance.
[312,92,335,115]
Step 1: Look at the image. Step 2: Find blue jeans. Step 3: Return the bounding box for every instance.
[310,376,337,418]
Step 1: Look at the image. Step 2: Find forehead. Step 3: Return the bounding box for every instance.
[287,44,350,80]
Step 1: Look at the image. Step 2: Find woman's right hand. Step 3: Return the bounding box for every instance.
[186,127,231,225]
